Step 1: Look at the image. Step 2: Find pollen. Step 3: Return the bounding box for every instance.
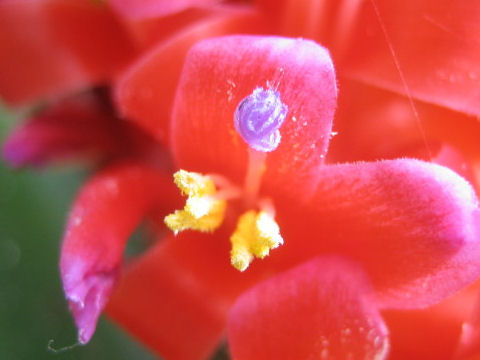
[230,210,284,271]
[173,169,215,197]
[165,170,226,234]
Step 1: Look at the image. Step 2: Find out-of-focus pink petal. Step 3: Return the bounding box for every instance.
[108,0,217,20]
[2,90,173,169]
[107,231,268,360]
[2,94,122,167]
[227,256,389,360]
[115,8,268,144]
[171,35,337,200]
[343,0,480,116]
[60,163,177,344]
[274,159,480,308]
[0,0,134,106]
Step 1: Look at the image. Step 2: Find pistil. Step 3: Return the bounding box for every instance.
[243,148,267,208]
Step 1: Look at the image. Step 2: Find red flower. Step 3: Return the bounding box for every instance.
[1,1,480,359]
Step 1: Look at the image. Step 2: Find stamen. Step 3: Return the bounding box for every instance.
[173,170,215,197]
[165,170,227,234]
[234,87,288,152]
[230,210,284,272]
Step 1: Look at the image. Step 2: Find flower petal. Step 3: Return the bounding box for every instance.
[275,159,480,308]
[0,0,134,106]
[433,145,478,194]
[343,0,480,116]
[115,8,267,144]
[2,94,122,168]
[253,0,362,50]
[60,162,176,344]
[171,35,337,199]
[456,285,480,359]
[112,6,226,49]
[107,231,268,360]
[108,0,218,20]
[227,256,389,360]
[328,80,480,164]
[384,281,478,360]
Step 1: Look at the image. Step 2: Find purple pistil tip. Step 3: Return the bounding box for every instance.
[234,87,288,152]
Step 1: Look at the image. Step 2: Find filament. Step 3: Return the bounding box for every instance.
[243,148,267,207]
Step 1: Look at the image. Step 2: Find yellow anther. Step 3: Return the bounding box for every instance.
[173,170,216,197]
[230,210,283,271]
[165,170,226,234]
[164,202,226,234]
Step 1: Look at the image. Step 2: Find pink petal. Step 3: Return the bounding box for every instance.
[171,35,337,200]
[275,159,480,308]
[227,256,389,360]
[2,94,122,167]
[60,162,177,344]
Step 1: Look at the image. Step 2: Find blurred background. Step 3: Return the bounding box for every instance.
[0,104,157,359]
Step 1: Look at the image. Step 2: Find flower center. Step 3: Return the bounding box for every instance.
[164,87,288,271]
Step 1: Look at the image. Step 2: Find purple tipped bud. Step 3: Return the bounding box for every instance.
[234,87,288,152]
[62,262,118,344]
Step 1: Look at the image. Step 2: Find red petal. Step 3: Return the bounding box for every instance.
[384,281,479,360]
[171,35,337,200]
[329,80,480,164]
[107,231,267,360]
[275,159,480,308]
[253,0,361,49]
[60,163,176,344]
[0,0,134,106]
[456,285,480,359]
[227,256,389,360]
[115,9,267,144]
[108,0,217,20]
[2,94,122,167]
[114,6,224,49]
[343,0,480,116]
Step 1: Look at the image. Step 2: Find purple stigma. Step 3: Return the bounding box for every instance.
[234,87,288,152]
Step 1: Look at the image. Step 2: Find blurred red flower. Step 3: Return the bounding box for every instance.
[1,1,480,359]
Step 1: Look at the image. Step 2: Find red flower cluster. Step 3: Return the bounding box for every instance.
[2,1,480,359]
